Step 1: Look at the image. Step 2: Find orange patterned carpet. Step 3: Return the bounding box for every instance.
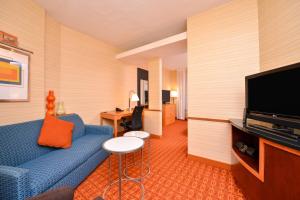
[75,120,245,200]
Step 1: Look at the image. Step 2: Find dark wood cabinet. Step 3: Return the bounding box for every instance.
[231,119,300,200]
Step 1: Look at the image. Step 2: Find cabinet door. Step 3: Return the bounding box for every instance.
[170,104,176,122]
[263,145,300,199]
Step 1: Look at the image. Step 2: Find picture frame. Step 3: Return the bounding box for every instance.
[0,44,30,102]
[0,31,18,47]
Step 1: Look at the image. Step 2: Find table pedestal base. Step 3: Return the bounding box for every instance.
[103,153,144,200]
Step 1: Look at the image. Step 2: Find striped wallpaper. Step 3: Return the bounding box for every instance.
[0,0,46,124]
[187,0,260,164]
[258,0,300,71]
[144,58,163,136]
[0,0,138,126]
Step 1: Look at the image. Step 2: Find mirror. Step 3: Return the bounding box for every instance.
[137,68,149,107]
[140,80,148,106]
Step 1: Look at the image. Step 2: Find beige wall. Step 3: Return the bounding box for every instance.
[144,58,162,136]
[162,68,177,91]
[187,0,260,164]
[148,58,162,110]
[0,0,138,126]
[59,26,136,124]
[0,0,46,124]
[45,16,61,99]
[258,0,300,71]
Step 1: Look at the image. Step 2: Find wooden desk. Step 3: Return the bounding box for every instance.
[100,111,132,137]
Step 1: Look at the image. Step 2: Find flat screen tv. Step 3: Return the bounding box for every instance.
[162,90,170,104]
[246,62,300,122]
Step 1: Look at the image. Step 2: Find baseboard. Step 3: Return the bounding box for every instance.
[187,154,231,170]
[150,134,162,139]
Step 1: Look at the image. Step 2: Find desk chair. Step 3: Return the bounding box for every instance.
[120,106,144,132]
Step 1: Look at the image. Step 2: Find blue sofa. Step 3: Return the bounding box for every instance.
[0,114,113,200]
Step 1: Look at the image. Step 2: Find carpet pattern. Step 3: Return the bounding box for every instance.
[74,120,245,199]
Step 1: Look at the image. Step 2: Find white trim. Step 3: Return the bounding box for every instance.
[116,32,187,59]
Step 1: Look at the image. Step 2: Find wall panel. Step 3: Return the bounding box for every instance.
[162,68,177,91]
[45,15,61,99]
[144,58,162,136]
[188,120,233,164]
[0,0,45,124]
[0,0,138,126]
[258,0,300,71]
[187,0,260,164]
[60,26,136,124]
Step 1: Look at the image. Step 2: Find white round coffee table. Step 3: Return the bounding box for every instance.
[123,131,151,179]
[102,137,145,200]
[124,131,150,139]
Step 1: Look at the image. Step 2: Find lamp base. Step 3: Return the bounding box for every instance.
[172,97,175,104]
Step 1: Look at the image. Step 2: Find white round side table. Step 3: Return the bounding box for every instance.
[123,131,151,179]
[102,137,145,200]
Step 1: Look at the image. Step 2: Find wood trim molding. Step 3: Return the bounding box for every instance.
[259,138,265,182]
[187,117,230,123]
[150,134,162,139]
[232,148,264,182]
[145,109,162,112]
[262,138,300,157]
[187,154,231,170]
[258,138,300,182]
[0,42,33,54]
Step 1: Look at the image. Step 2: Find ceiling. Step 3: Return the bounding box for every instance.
[35,0,228,50]
[118,38,187,68]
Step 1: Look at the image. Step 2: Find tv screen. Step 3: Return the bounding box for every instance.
[162,90,170,104]
[246,62,300,119]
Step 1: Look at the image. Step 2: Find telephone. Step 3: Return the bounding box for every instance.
[235,141,256,157]
[115,107,124,112]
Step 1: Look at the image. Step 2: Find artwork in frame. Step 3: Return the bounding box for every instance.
[0,45,29,101]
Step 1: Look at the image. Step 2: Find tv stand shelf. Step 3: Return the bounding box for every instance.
[231,121,262,181]
[232,146,258,172]
[230,119,300,200]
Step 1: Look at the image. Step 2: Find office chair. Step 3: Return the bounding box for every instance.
[120,106,144,132]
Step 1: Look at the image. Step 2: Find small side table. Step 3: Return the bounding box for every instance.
[123,131,151,179]
[102,137,145,200]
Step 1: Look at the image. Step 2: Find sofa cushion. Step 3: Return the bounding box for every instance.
[0,114,85,166]
[38,115,74,149]
[58,114,85,141]
[18,134,111,196]
[0,119,53,167]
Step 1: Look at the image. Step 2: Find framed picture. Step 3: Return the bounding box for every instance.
[0,44,29,101]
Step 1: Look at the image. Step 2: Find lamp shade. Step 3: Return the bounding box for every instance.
[131,93,140,102]
[170,90,178,97]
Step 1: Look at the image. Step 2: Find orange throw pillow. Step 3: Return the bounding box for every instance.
[38,115,74,149]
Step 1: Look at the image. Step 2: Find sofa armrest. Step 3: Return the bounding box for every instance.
[0,165,29,200]
[85,125,113,137]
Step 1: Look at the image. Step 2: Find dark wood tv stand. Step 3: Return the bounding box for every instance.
[230,119,300,200]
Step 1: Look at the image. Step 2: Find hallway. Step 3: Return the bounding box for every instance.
[75,120,244,199]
